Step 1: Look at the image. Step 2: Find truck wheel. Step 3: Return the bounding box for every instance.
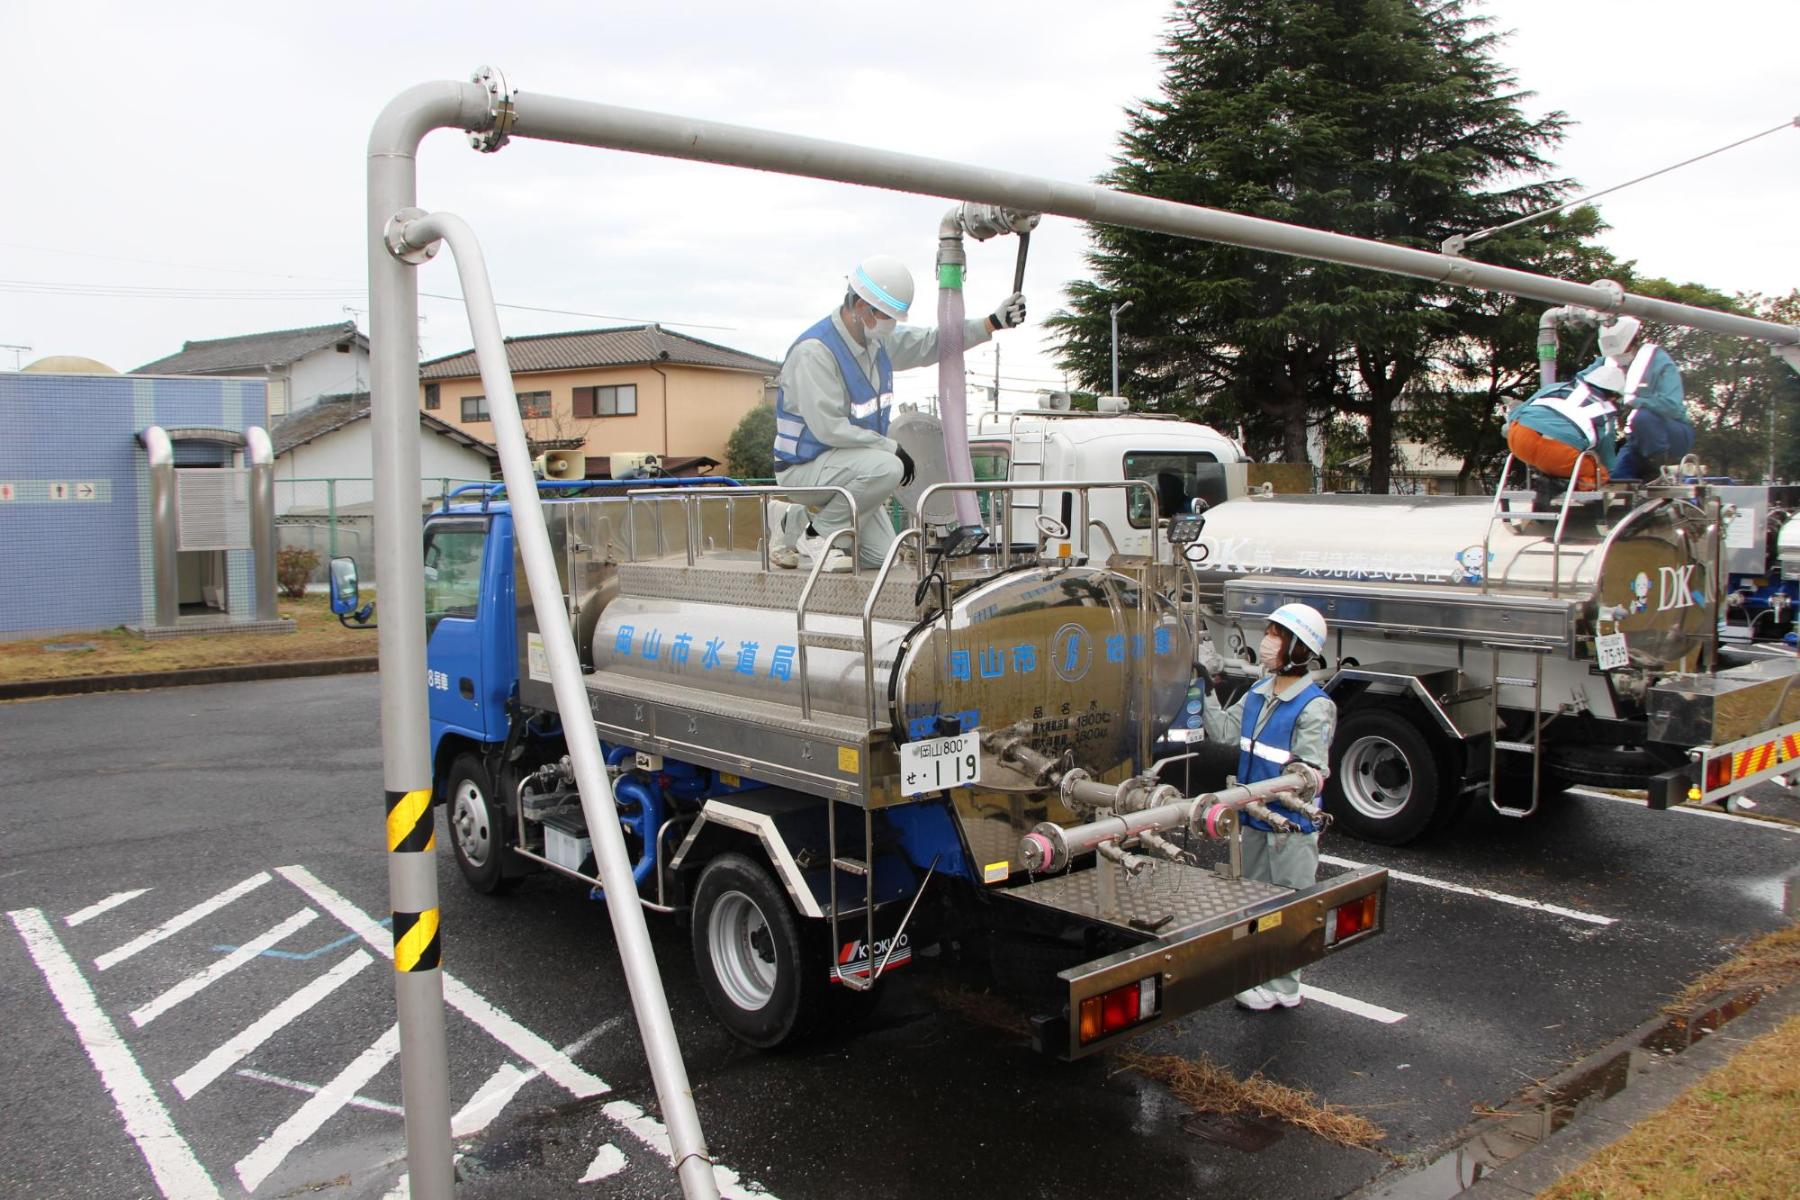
[1327,707,1442,845]
[692,853,826,1049]
[446,755,514,895]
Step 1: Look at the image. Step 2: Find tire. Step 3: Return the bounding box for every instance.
[1326,706,1444,845]
[691,853,827,1049]
[445,754,515,895]
[1542,742,1678,789]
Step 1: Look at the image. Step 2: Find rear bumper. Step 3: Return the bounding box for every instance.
[1029,866,1388,1060]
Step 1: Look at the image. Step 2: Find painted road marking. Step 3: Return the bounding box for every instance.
[95,872,272,971]
[236,1023,402,1192]
[1565,786,1800,832]
[211,923,385,961]
[1300,984,1407,1024]
[131,908,318,1027]
[454,1020,618,1137]
[236,1069,406,1116]
[66,888,151,928]
[8,908,223,1199]
[580,1144,628,1182]
[276,864,607,1098]
[172,949,374,1099]
[276,865,779,1199]
[1320,853,1617,927]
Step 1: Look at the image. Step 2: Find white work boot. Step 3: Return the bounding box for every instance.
[1234,985,1279,1012]
[798,531,852,574]
[769,544,800,570]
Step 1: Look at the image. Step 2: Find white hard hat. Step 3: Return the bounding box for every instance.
[1269,602,1327,658]
[1598,316,1642,360]
[849,255,914,321]
[1580,360,1627,393]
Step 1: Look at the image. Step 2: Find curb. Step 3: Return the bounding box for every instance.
[0,656,379,702]
[1352,980,1800,1199]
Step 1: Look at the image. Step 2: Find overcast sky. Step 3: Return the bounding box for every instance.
[6,1,1796,411]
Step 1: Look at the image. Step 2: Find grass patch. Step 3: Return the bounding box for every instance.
[0,594,376,684]
[1668,921,1800,1014]
[1537,1011,1800,1200]
[1118,1050,1387,1149]
[930,984,1385,1150]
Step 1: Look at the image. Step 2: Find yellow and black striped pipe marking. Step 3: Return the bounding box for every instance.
[385,788,436,854]
[392,907,442,972]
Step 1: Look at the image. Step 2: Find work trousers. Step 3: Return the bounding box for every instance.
[775,446,902,569]
[1242,827,1321,997]
[1612,409,1695,482]
[1506,423,1608,490]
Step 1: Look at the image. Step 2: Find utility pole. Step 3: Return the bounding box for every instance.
[1109,300,1133,397]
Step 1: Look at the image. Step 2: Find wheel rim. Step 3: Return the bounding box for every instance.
[1341,735,1413,821]
[707,890,777,1012]
[450,779,492,868]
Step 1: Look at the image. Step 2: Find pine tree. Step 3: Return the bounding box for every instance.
[1050,0,1575,489]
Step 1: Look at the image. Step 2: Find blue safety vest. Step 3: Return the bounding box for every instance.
[773,317,894,469]
[1237,679,1329,834]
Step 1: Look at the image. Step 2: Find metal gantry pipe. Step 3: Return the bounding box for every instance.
[245,425,278,621]
[385,208,720,1200]
[140,425,180,629]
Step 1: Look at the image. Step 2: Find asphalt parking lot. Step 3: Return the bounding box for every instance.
[4,675,1797,1199]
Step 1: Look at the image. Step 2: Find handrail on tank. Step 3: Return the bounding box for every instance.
[442,474,742,514]
[617,484,859,570]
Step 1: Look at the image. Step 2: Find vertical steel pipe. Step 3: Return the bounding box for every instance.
[367,79,492,1200]
[140,425,180,629]
[246,426,277,621]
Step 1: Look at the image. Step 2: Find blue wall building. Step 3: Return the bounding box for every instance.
[0,371,271,639]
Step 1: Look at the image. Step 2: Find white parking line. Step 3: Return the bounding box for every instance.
[1300,984,1407,1023]
[95,872,272,971]
[275,865,779,1199]
[580,1144,628,1183]
[66,888,151,928]
[453,1064,532,1137]
[236,1024,402,1192]
[1565,786,1800,832]
[1320,853,1617,926]
[275,864,607,1098]
[8,908,223,1200]
[236,1068,405,1116]
[131,908,318,1027]
[173,949,374,1100]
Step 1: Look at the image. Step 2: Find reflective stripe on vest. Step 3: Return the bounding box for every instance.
[1532,381,1615,445]
[772,317,895,468]
[1623,343,1659,404]
[1239,737,1294,766]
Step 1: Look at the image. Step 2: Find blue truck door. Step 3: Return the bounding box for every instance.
[423,517,498,741]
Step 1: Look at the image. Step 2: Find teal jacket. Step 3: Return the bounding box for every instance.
[1506,372,1620,474]
[1584,347,1688,425]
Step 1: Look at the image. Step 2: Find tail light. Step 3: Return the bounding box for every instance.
[1325,892,1380,948]
[1704,754,1732,795]
[1077,977,1160,1046]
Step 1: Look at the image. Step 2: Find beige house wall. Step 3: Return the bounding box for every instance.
[420,363,770,470]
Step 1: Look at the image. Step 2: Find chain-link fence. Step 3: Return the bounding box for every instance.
[275,477,490,585]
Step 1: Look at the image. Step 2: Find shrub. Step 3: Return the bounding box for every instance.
[725,403,777,480]
[276,546,321,599]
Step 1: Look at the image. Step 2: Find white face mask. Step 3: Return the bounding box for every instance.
[1258,633,1284,672]
[866,313,896,343]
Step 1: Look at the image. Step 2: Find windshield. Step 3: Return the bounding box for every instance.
[1122,450,1222,527]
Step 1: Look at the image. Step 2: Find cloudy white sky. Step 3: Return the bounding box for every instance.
[5,1,1796,410]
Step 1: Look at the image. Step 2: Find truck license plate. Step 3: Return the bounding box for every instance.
[899,733,981,796]
[1596,631,1629,671]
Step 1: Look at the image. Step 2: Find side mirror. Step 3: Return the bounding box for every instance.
[329,557,360,615]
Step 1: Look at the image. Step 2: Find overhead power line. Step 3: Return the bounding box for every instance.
[1444,114,1800,254]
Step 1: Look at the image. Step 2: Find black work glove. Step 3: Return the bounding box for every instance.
[895,444,917,488]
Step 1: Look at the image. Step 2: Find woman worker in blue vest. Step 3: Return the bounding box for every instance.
[1198,603,1336,1012]
[770,254,1027,572]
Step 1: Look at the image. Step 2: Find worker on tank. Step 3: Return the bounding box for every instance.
[770,254,1026,572]
[1503,359,1628,491]
[1593,315,1693,481]
[1196,603,1336,1012]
